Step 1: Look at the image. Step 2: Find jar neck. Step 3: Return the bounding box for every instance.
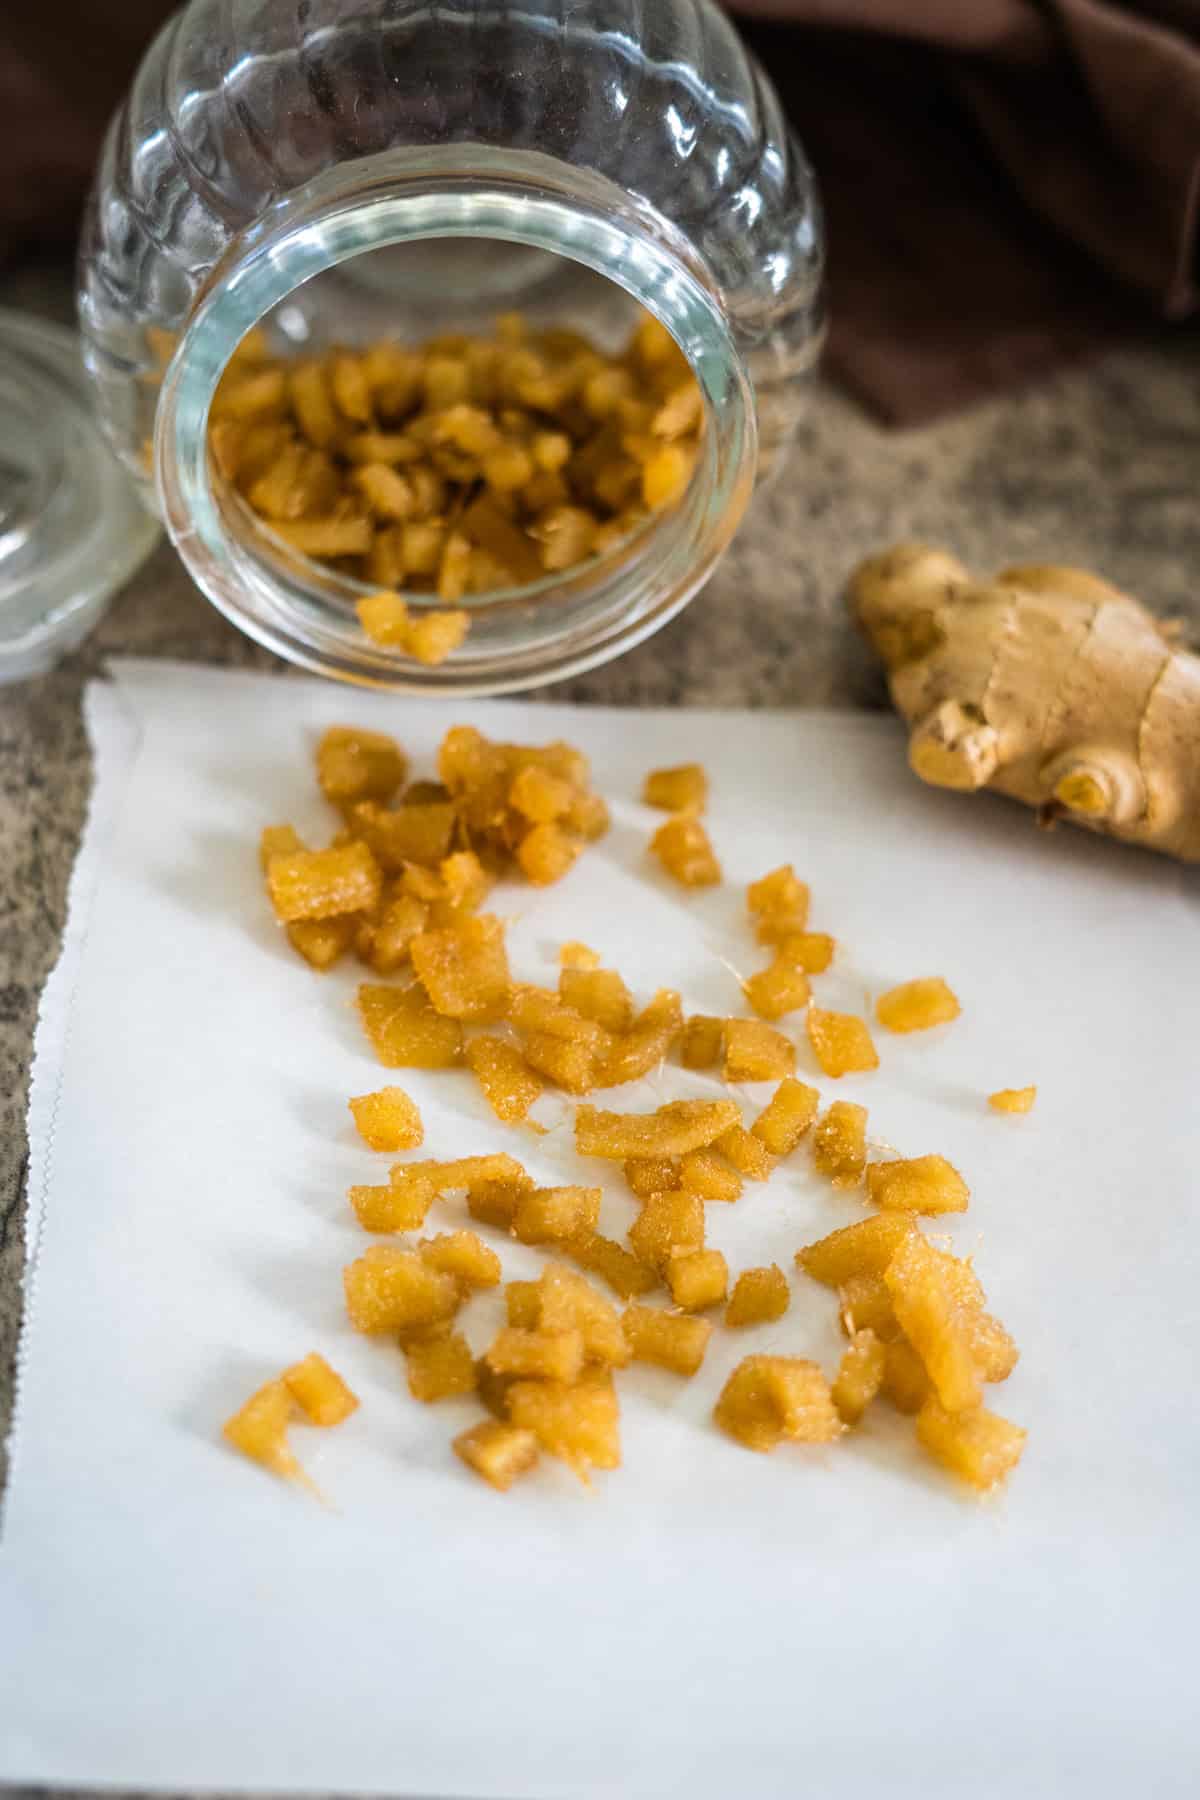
[155,148,757,693]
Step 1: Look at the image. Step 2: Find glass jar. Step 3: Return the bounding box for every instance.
[79,0,824,693]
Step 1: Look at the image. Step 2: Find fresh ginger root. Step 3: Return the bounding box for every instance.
[848,545,1200,862]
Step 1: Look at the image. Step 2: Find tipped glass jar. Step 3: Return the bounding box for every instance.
[79,0,824,693]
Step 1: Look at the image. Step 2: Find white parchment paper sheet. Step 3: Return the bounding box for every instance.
[2,660,1197,1797]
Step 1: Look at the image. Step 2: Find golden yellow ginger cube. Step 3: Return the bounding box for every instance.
[359,891,429,975]
[831,1330,886,1425]
[407,609,470,666]
[714,1356,843,1453]
[474,1358,519,1421]
[522,1031,596,1095]
[558,967,633,1034]
[806,1006,879,1078]
[725,1264,790,1328]
[404,1330,478,1403]
[595,989,683,1086]
[812,1101,869,1187]
[622,1304,712,1376]
[485,1326,586,1384]
[577,1097,739,1160]
[513,1185,601,1246]
[714,1123,774,1182]
[286,916,357,971]
[356,590,411,646]
[348,1178,436,1234]
[533,1266,631,1368]
[876,977,961,1034]
[505,1281,540,1330]
[348,1086,423,1152]
[410,915,510,1023]
[465,1036,543,1124]
[418,1230,502,1291]
[223,1380,301,1479]
[348,800,458,872]
[437,850,492,915]
[508,763,575,824]
[642,764,708,813]
[915,1394,1027,1491]
[837,1272,899,1339]
[267,842,383,924]
[566,1231,659,1300]
[881,1338,931,1413]
[508,984,609,1050]
[752,1077,819,1157]
[281,1353,360,1427]
[884,1235,981,1414]
[796,1212,918,1287]
[867,1154,969,1215]
[678,1148,742,1202]
[965,1310,1020,1384]
[666,1247,729,1311]
[260,823,305,871]
[467,1177,533,1231]
[343,1245,461,1336]
[628,1191,705,1274]
[650,813,721,887]
[743,957,811,1022]
[316,725,407,806]
[681,1014,724,1070]
[624,1156,681,1198]
[507,1373,621,1475]
[747,865,809,929]
[454,1419,539,1491]
[516,822,581,886]
[989,1086,1037,1114]
[724,1017,796,1083]
[775,931,835,973]
[358,983,464,1069]
[560,940,600,970]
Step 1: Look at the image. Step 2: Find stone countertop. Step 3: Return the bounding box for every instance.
[2,259,1199,1796]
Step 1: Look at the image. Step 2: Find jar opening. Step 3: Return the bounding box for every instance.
[156,152,757,693]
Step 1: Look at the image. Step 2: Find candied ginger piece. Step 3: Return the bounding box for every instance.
[558,967,633,1034]
[811,1101,868,1187]
[410,914,509,1022]
[508,984,609,1051]
[454,1419,539,1491]
[714,1123,774,1181]
[316,725,407,806]
[530,1265,631,1368]
[348,1085,424,1152]
[287,916,357,971]
[725,1264,790,1329]
[678,1148,741,1202]
[990,1086,1037,1114]
[260,823,305,871]
[831,1330,886,1425]
[466,1036,543,1124]
[641,763,708,813]
[650,814,721,887]
[517,822,581,886]
[747,865,808,927]
[418,1230,502,1290]
[508,763,575,824]
[507,1373,621,1476]
[343,1245,461,1335]
[625,1155,681,1197]
[714,1356,842,1452]
[467,1177,533,1231]
[356,591,410,647]
[884,1235,981,1414]
[796,1213,918,1287]
[867,1154,969,1215]
[560,941,600,970]
[357,982,464,1068]
[223,1380,301,1480]
[348,1176,436,1233]
[681,1014,724,1070]
[407,609,470,666]
[806,1006,879,1079]
[915,1394,1026,1491]
[724,1017,795,1083]
[267,842,383,924]
[743,955,811,1022]
[404,1330,478,1403]
[575,1098,739,1160]
[595,989,683,1087]
[513,1185,601,1246]
[281,1353,359,1427]
[775,931,835,973]
[522,1032,597,1095]
[876,977,961,1034]
[837,1272,899,1340]
[881,1338,931,1413]
[622,1304,712,1376]
[665,1248,728,1311]
[628,1191,705,1275]
[567,1232,659,1300]
[751,1078,819,1157]
[485,1327,586,1384]
[348,800,457,872]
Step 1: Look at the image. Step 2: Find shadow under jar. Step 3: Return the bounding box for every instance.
[79,0,824,694]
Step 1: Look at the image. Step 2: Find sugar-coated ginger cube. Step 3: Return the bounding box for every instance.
[508,762,575,824]
[506,1281,540,1330]
[837,1272,899,1339]
[418,1230,502,1291]
[558,967,633,1034]
[595,989,683,1086]
[513,1185,601,1245]
[507,1372,621,1475]
[915,1394,1026,1491]
[567,1232,659,1299]
[223,1379,301,1479]
[747,865,808,927]
[508,984,608,1050]
[831,1329,886,1424]
[404,1330,478,1403]
[347,800,457,872]
[485,1326,586,1383]
[724,1017,796,1084]
[348,1178,436,1233]
[260,823,304,871]
[358,982,464,1068]
[559,940,600,970]
[356,591,410,647]
[989,1086,1037,1114]
[358,891,428,975]
[533,1265,631,1368]
[725,1264,790,1328]
[625,1155,681,1197]
[812,1101,868,1187]
[343,1245,461,1335]
[867,1154,969,1215]
[516,822,581,885]
[966,1310,1020,1384]
[267,842,383,924]
[642,763,708,813]
[406,609,470,667]
[743,957,810,1022]
[622,1304,712,1376]
[775,931,835,973]
[575,1097,739,1160]
[796,1212,918,1287]
[465,1036,543,1123]
[522,1030,596,1095]
[752,1078,819,1157]
[715,1123,774,1181]
[286,916,357,971]
[884,1235,981,1414]
[714,1356,842,1452]
[410,914,510,1022]
[437,849,491,914]
[678,1148,742,1202]
[467,1177,533,1230]
[681,1015,724,1069]
[876,977,961,1034]
[316,725,407,806]
[806,1006,879,1078]
[628,1191,705,1274]
[281,1353,360,1427]
[454,1419,540,1491]
[666,1247,728,1311]
[348,1085,424,1152]
[881,1338,931,1413]
[650,814,721,887]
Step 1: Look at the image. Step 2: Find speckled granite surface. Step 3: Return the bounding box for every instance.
[2,260,1199,1798]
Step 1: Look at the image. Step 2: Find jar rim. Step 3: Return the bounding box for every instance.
[154,147,757,694]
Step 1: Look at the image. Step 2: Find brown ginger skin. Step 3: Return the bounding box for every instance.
[848,545,1200,862]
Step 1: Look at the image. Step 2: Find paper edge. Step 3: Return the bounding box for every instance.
[2,677,143,1529]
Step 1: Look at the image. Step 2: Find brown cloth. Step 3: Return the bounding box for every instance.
[1,2,1198,423]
